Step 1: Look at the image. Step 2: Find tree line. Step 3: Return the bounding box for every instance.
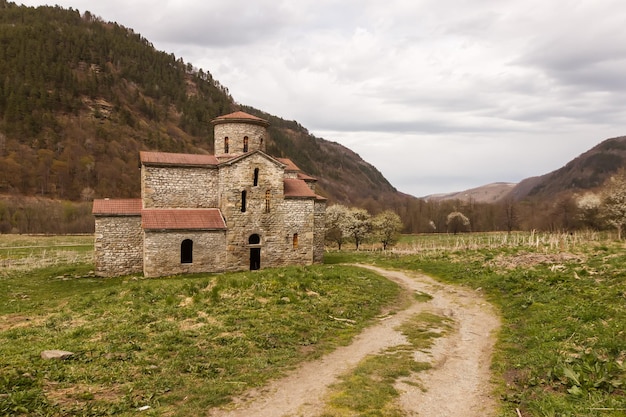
[5,169,626,236]
[0,196,93,234]
[325,168,626,248]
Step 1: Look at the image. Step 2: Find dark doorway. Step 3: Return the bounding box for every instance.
[250,248,260,270]
[249,234,260,270]
[181,239,193,264]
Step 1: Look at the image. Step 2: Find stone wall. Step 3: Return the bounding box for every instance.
[282,198,315,266]
[214,123,267,154]
[219,154,285,206]
[143,230,228,277]
[94,216,143,276]
[313,199,326,263]
[219,154,288,270]
[142,166,219,208]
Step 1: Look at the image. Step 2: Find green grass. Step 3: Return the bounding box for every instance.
[1,253,401,416]
[4,232,625,416]
[322,312,451,416]
[327,232,626,417]
[0,235,93,276]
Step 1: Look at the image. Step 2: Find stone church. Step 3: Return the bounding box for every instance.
[92,111,326,277]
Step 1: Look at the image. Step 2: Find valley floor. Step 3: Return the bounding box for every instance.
[208,265,501,417]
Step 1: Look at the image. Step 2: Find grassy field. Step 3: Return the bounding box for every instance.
[0,235,403,416]
[1,232,625,416]
[0,235,93,276]
[329,231,626,416]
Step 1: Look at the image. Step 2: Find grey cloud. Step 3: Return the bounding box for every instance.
[312,118,528,135]
[515,9,626,92]
[149,3,298,47]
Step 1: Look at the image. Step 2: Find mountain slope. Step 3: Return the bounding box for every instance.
[422,136,626,204]
[424,182,516,203]
[509,136,626,200]
[0,1,398,207]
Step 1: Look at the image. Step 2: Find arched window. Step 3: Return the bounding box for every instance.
[249,234,260,244]
[243,136,249,152]
[265,190,271,213]
[293,233,299,249]
[224,137,229,153]
[181,239,193,264]
[241,190,247,212]
[253,168,259,186]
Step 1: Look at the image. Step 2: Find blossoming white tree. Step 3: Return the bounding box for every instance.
[345,208,372,250]
[600,171,626,239]
[446,211,471,235]
[372,210,403,250]
[325,204,351,250]
[576,192,602,230]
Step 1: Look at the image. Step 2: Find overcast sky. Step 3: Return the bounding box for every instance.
[19,0,626,197]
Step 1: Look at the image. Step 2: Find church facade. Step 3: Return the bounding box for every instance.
[92,111,326,277]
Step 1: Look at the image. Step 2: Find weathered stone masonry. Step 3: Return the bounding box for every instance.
[93,111,326,277]
[142,166,219,208]
[93,199,143,277]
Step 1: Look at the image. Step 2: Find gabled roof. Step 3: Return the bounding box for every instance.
[297,172,317,182]
[92,199,142,215]
[277,158,302,172]
[211,111,270,127]
[284,179,318,199]
[142,209,226,230]
[140,151,219,167]
[220,149,287,169]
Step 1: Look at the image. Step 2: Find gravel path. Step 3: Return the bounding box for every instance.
[209,265,501,417]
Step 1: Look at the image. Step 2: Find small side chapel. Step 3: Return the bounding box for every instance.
[92,111,326,277]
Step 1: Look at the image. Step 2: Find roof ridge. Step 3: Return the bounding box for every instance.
[211,111,270,126]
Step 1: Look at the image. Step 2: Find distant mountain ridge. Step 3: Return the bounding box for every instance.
[508,136,626,200]
[424,182,516,203]
[430,136,626,203]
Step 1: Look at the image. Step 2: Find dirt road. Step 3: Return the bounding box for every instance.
[209,265,501,417]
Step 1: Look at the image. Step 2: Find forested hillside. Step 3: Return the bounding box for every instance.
[0,1,398,207]
[0,1,231,200]
[509,136,626,201]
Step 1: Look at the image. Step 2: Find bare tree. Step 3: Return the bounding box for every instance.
[502,197,518,233]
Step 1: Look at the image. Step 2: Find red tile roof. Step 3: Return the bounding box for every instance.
[297,172,317,181]
[277,158,301,172]
[284,179,318,198]
[140,151,219,166]
[142,209,226,230]
[211,111,269,126]
[92,199,142,215]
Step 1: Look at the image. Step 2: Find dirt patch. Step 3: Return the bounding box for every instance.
[208,266,500,417]
[0,314,47,332]
[44,381,124,408]
[487,252,582,271]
